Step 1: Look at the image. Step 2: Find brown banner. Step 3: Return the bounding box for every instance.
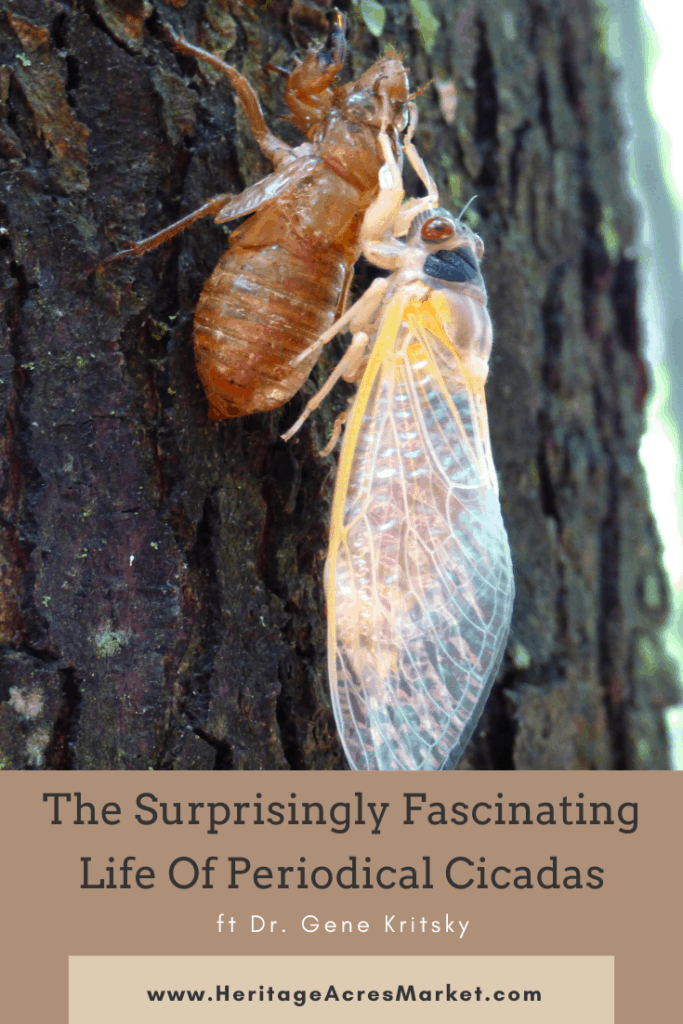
[1,771,679,1021]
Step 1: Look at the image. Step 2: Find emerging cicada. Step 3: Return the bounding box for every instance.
[284,116,515,770]
[103,15,414,419]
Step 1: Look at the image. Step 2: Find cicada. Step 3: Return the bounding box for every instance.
[283,116,514,770]
[103,14,414,419]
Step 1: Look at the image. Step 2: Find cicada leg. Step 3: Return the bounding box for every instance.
[282,329,371,443]
[100,193,232,267]
[165,27,294,168]
[315,329,371,455]
[361,128,432,264]
[283,10,347,135]
[318,408,349,457]
[340,331,371,383]
[290,276,388,370]
[359,130,406,258]
[403,102,438,196]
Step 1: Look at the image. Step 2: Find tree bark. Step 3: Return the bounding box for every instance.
[0,0,677,770]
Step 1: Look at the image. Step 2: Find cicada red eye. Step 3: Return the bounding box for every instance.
[421,216,455,241]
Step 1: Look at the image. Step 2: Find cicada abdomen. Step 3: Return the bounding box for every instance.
[194,227,353,417]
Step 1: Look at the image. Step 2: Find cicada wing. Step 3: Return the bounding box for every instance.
[326,296,514,770]
[214,154,319,222]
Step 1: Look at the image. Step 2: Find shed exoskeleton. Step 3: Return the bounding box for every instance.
[103,15,415,419]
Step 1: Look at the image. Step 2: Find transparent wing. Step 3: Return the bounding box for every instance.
[214,154,318,223]
[326,293,514,770]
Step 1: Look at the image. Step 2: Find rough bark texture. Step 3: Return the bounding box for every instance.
[0,0,677,770]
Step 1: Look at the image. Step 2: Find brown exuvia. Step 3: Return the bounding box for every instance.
[103,17,414,419]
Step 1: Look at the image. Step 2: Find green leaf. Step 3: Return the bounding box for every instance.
[599,205,620,263]
[448,173,461,202]
[409,0,440,54]
[355,0,386,38]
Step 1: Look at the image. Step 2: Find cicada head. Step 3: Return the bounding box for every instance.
[408,207,487,298]
[336,56,410,133]
[282,7,349,136]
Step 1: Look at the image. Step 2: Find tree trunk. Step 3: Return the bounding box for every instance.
[0,0,677,770]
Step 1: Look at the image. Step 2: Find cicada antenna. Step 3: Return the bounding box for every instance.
[459,195,478,220]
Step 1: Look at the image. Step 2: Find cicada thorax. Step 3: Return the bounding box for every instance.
[315,112,389,193]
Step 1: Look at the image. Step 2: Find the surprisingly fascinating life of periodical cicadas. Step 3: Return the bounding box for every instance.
[102,13,416,419]
[283,116,515,771]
